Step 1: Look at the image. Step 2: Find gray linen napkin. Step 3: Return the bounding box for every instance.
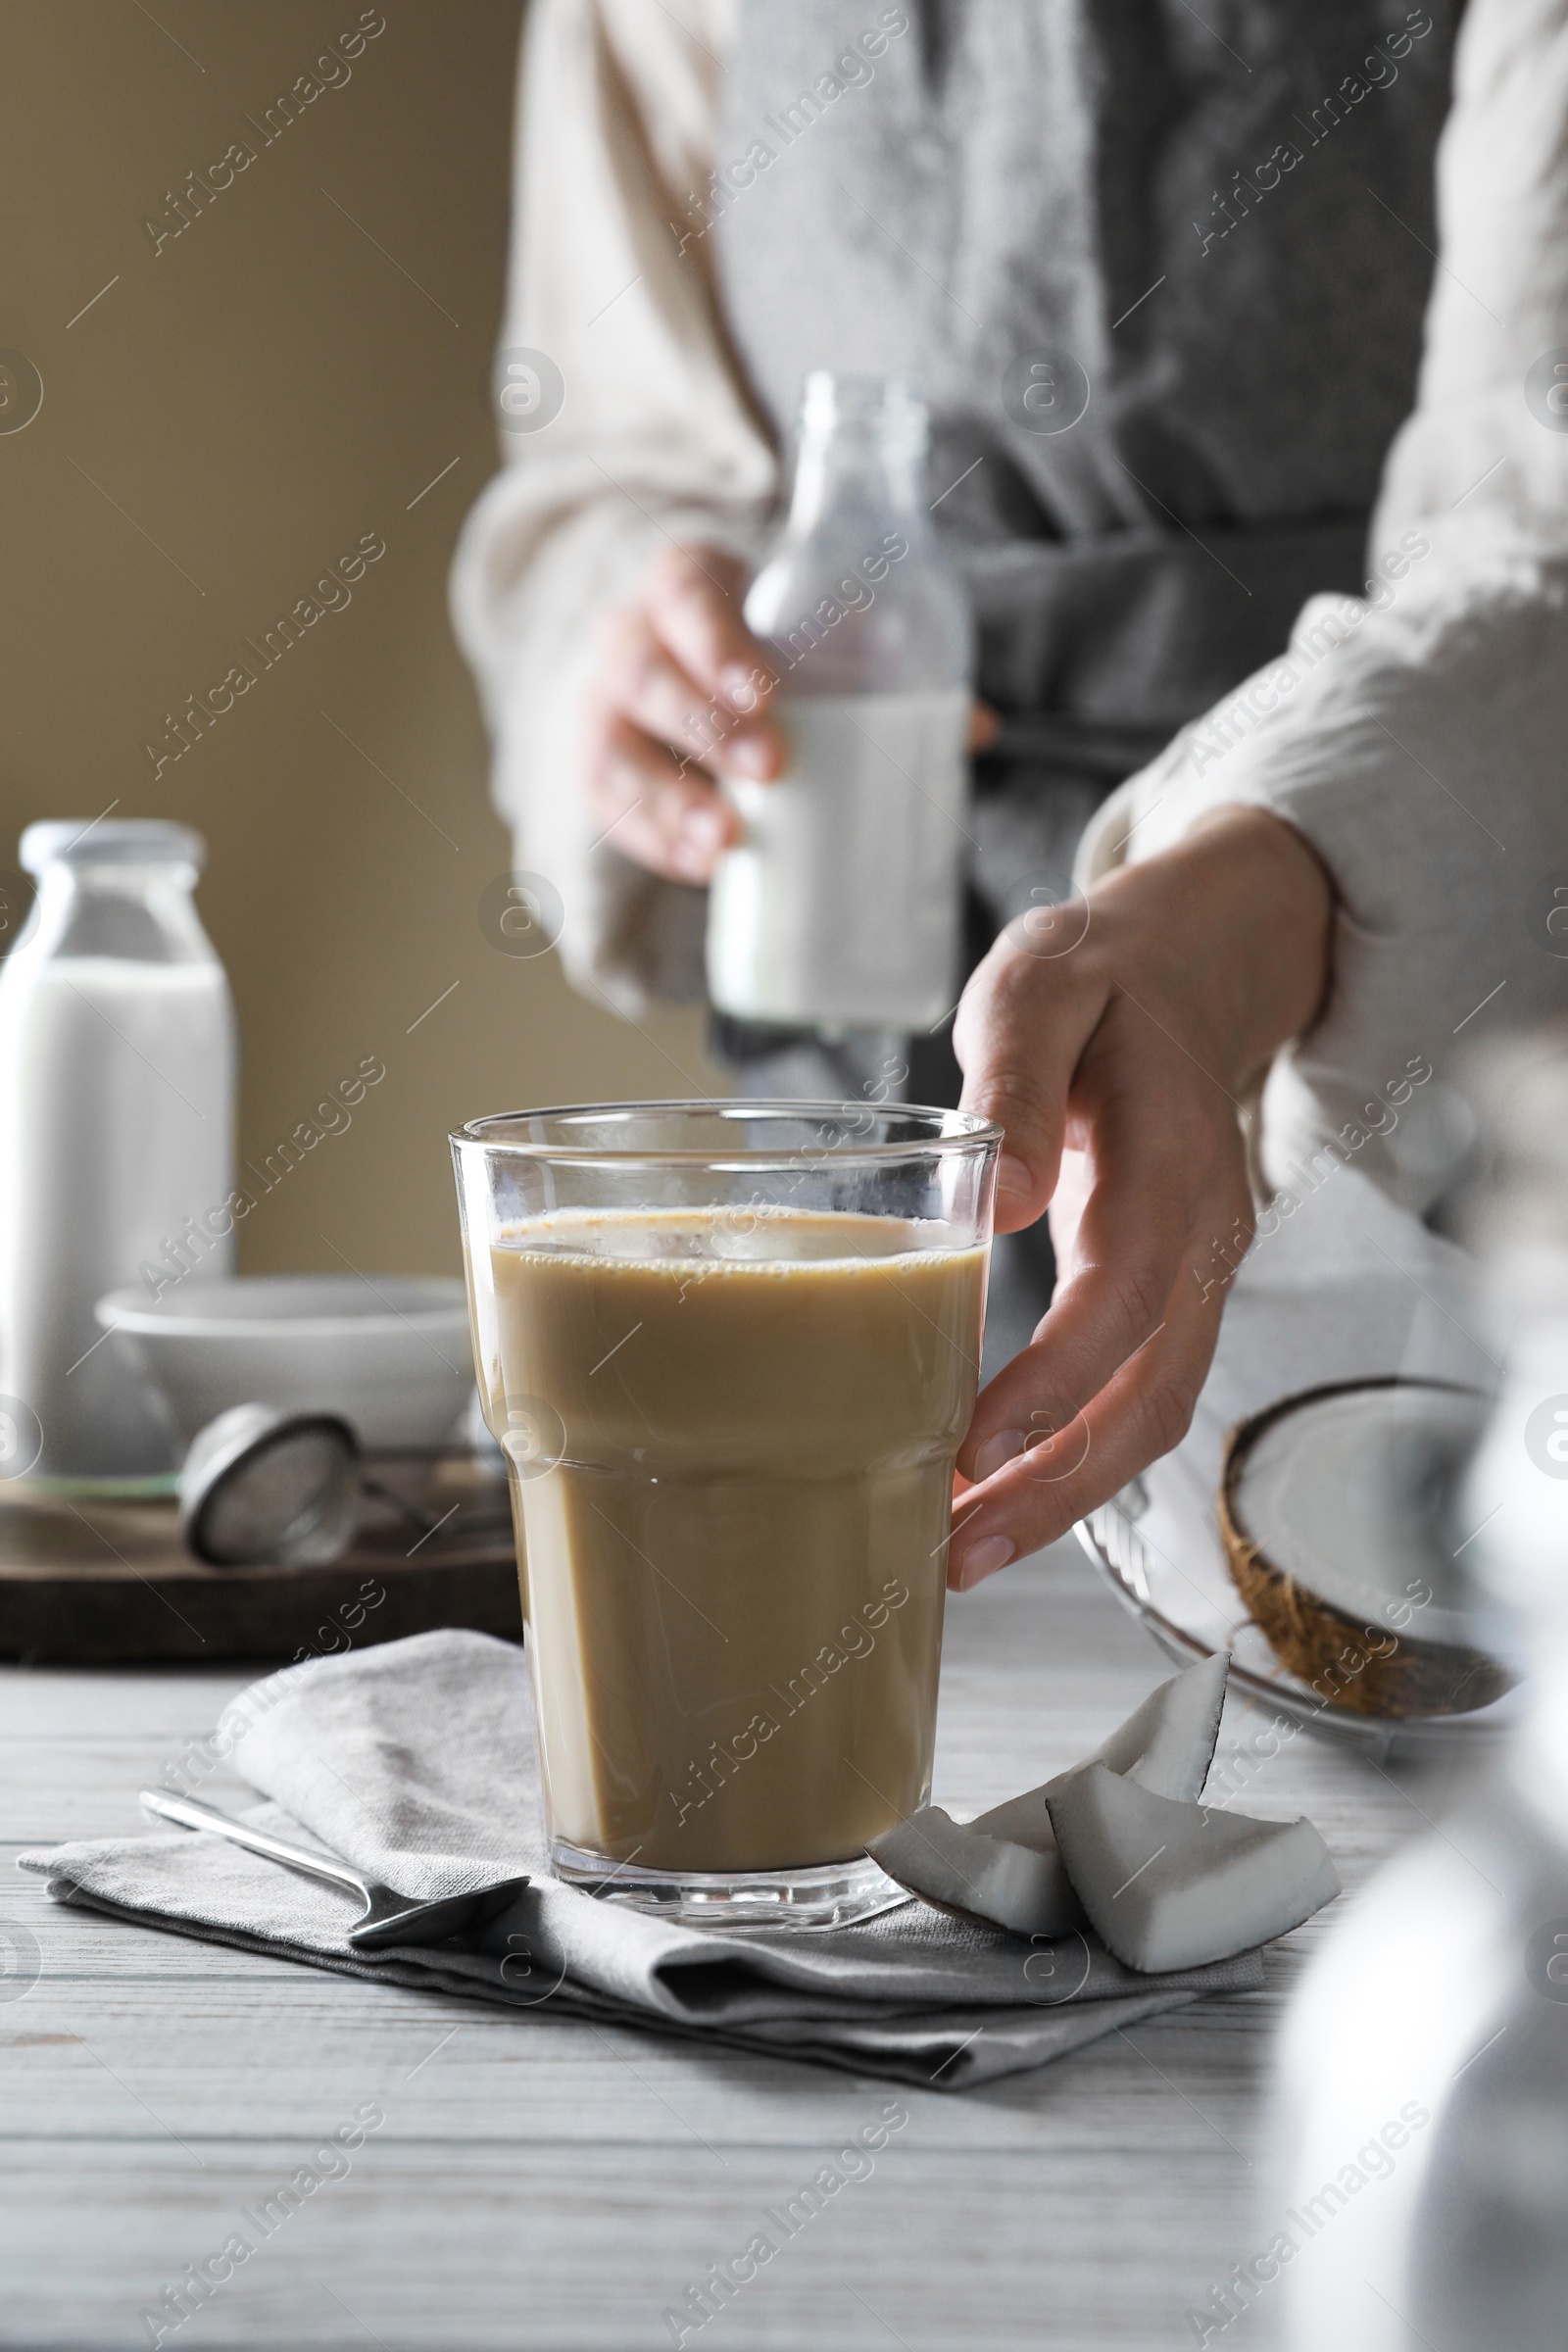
[18,1631,1262,2089]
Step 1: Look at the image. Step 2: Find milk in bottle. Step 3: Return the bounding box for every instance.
[705,372,973,1032]
[0,820,235,1483]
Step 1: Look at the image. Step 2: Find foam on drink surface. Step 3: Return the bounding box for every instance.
[495,1202,968,1267]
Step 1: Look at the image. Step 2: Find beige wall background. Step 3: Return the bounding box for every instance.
[0,0,726,1279]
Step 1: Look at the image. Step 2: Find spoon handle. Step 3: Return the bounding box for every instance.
[138,1788,371,1902]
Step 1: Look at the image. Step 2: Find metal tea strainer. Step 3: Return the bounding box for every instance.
[177,1402,501,1569]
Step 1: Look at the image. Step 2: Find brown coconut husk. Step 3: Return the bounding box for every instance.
[1218,1377,1512,1720]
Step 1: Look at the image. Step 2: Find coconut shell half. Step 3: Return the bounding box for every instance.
[1219,1377,1510,1719]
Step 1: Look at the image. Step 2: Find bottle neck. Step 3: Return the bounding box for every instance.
[24,859,212,966]
[785,424,926,539]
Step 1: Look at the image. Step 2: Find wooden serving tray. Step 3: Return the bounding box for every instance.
[0,1461,522,1664]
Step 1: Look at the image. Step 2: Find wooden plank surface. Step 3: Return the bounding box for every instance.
[0,1465,520,1662]
[0,1544,1470,2350]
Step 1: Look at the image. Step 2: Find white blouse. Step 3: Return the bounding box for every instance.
[450,0,1568,1212]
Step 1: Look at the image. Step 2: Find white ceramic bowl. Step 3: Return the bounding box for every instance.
[96,1275,474,1451]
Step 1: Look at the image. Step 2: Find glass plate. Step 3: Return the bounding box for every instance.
[1075,1493,1519,1762]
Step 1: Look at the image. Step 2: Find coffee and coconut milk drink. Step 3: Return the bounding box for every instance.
[484,1207,986,1874]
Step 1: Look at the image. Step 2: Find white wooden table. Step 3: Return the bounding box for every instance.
[0,1544,1454,2350]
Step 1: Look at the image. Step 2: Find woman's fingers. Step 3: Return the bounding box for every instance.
[945,1217,1232,1588]
[944,811,1336,1594]
[649,548,770,691]
[957,1172,1196,1486]
[951,982,1253,1581]
[645,546,779,719]
[580,545,789,884]
[967,700,1001,753]
[596,606,780,784]
[958,1011,1247,1481]
[954,923,1106,1231]
[581,705,737,884]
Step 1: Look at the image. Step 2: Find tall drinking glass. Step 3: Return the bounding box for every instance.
[452,1102,1000,1931]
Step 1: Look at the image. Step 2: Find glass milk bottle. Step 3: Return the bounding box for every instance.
[705,371,973,1032]
[0,821,235,1484]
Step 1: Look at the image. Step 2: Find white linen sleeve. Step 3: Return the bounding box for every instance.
[449,0,777,1014]
[1077,0,1568,1214]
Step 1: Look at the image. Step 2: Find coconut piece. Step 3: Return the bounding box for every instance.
[866,1806,1083,1937]
[1220,1378,1509,1719]
[867,1655,1230,1936]
[969,1650,1231,1857]
[1088,1648,1230,1801]
[1045,1764,1341,1973]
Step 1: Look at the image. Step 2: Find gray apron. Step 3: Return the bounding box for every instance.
[710,1,1459,1355]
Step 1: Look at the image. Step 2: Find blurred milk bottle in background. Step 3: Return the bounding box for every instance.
[705,370,972,1032]
[1272,1024,1568,2352]
[0,821,235,1485]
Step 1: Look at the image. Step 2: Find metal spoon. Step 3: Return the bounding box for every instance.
[139,1788,530,1950]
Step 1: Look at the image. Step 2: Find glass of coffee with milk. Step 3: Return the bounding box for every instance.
[452,1102,999,1931]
